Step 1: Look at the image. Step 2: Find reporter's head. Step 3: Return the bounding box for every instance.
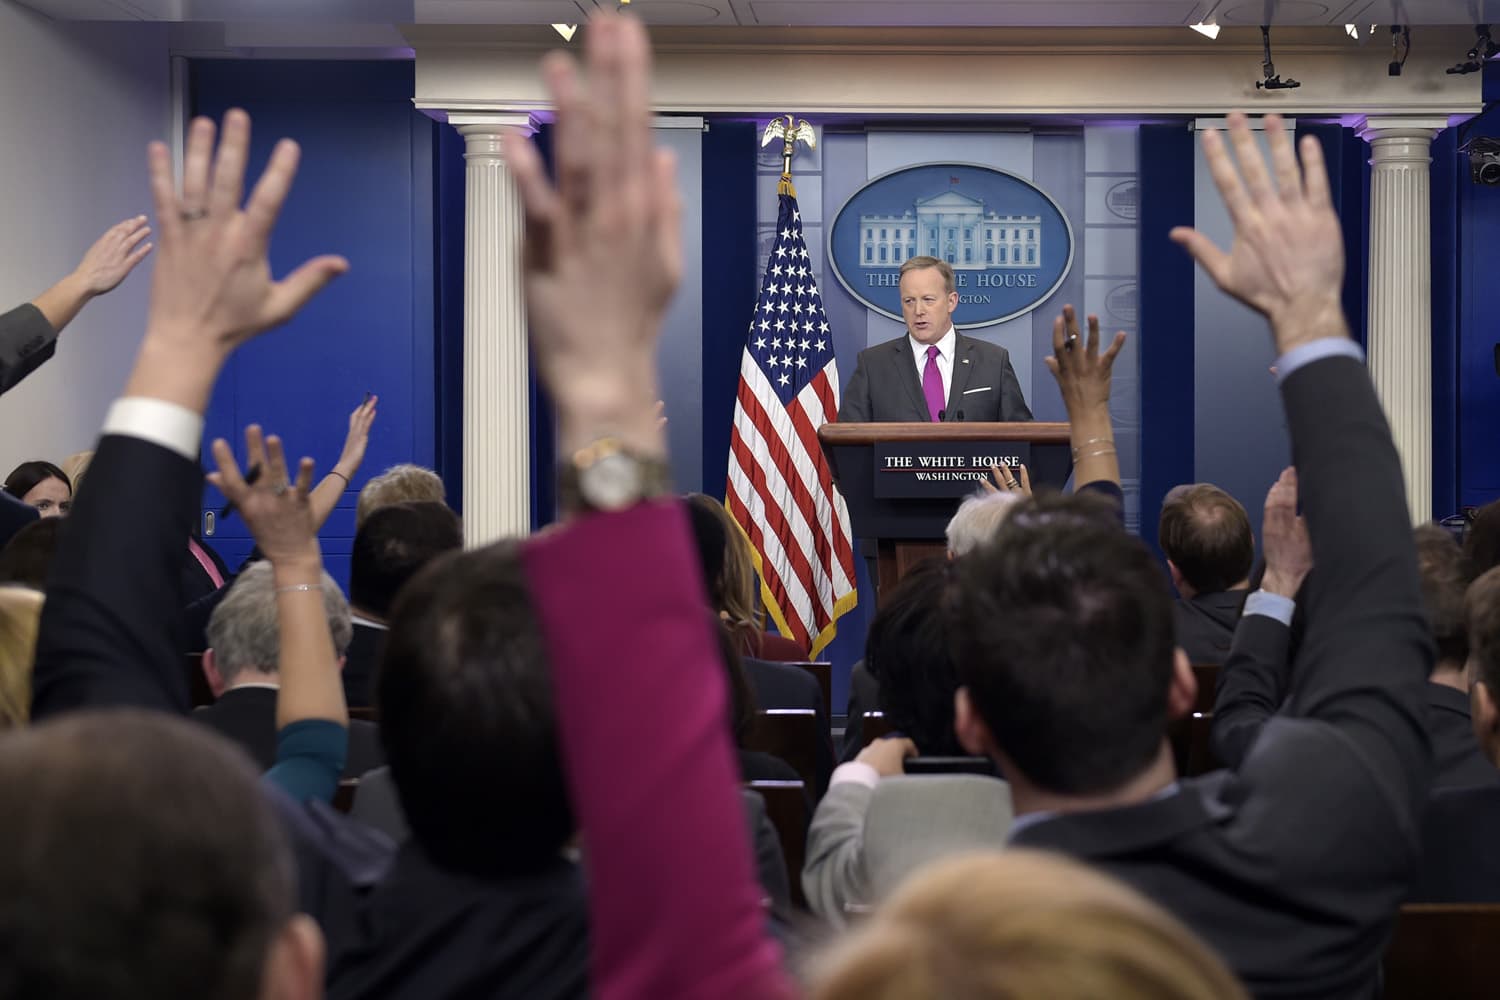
[378,542,573,876]
[946,492,1185,795]
[0,711,321,1000]
[1158,484,1254,597]
[349,501,461,620]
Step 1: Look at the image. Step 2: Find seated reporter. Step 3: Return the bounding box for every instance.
[3,460,72,518]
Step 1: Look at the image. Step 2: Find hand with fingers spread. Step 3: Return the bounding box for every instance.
[1261,467,1312,599]
[73,215,155,297]
[981,463,1031,497]
[1169,113,1348,353]
[1045,305,1125,490]
[502,15,679,458]
[129,109,348,413]
[307,394,378,530]
[207,425,320,571]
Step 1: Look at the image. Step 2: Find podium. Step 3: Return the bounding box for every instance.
[818,422,1072,604]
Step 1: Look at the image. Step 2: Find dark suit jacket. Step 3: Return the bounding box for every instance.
[743,655,834,796]
[1411,783,1500,903]
[193,686,385,780]
[1426,682,1498,791]
[342,621,386,708]
[1015,356,1433,999]
[0,303,58,397]
[1174,590,1248,665]
[838,332,1032,423]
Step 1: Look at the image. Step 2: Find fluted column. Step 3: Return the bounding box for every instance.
[452,113,537,545]
[1357,116,1447,525]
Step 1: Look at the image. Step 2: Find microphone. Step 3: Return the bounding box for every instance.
[937,409,947,422]
[954,409,965,422]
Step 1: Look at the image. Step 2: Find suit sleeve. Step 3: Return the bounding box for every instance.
[521,501,794,1000]
[998,349,1032,422]
[1212,612,1295,768]
[0,303,59,397]
[801,780,875,927]
[31,434,197,719]
[838,352,873,422]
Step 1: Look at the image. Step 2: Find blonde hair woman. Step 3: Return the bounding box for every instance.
[812,849,1247,1000]
[0,586,43,729]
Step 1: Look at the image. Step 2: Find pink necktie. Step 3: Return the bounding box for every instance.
[922,345,945,422]
[188,537,226,590]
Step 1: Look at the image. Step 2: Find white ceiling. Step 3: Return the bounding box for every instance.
[19,0,1500,25]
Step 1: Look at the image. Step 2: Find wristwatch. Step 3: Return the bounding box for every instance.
[559,437,671,513]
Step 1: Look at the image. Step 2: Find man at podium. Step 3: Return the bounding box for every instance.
[838,256,1033,424]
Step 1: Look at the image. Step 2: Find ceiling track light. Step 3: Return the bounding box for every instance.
[1256,25,1301,90]
[1389,24,1411,77]
[551,23,578,41]
[1448,23,1499,75]
[1190,22,1221,40]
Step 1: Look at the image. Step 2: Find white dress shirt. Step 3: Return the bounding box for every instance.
[908,325,957,410]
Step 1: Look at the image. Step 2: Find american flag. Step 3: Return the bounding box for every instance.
[726,190,857,656]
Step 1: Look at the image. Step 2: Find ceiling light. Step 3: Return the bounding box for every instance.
[1190,22,1221,40]
[552,23,577,41]
[1345,24,1359,39]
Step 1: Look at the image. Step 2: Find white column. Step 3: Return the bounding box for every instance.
[452,113,537,546]
[1357,116,1447,526]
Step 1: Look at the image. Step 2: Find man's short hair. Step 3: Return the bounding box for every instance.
[0,517,66,590]
[945,491,1020,557]
[869,559,964,757]
[1467,567,1500,697]
[206,561,352,685]
[946,492,1177,794]
[1464,497,1500,584]
[899,255,955,296]
[349,501,463,618]
[1415,523,1468,666]
[355,464,446,530]
[1158,484,1254,594]
[0,711,295,1000]
[378,542,572,877]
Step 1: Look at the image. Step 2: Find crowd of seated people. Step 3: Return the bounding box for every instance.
[5,11,1500,1000]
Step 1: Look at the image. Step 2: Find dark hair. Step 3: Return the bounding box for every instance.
[946,492,1177,795]
[0,711,293,1000]
[868,559,964,756]
[378,542,573,877]
[713,618,759,746]
[1415,523,1468,666]
[1158,484,1254,594]
[349,501,462,617]
[3,461,70,503]
[0,517,65,589]
[686,493,728,608]
[1464,498,1500,584]
[1467,567,1500,699]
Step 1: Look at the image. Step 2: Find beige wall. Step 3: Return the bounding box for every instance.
[0,2,170,478]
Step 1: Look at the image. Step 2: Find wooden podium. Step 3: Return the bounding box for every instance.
[818,422,1071,604]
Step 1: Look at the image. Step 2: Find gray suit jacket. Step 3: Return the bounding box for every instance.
[0,303,58,397]
[801,774,1013,926]
[838,332,1032,423]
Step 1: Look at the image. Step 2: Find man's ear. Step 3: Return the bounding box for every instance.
[954,687,994,757]
[258,914,324,1000]
[1166,560,1188,596]
[337,654,347,674]
[1166,647,1197,721]
[202,648,226,699]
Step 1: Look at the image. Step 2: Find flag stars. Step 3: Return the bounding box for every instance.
[758,319,770,333]
[796,356,808,369]
[778,373,791,387]
[754,336,767,350]
[815,339,827,351]
[774,245,788,258]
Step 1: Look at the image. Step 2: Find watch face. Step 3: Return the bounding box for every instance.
[581,451,643,511]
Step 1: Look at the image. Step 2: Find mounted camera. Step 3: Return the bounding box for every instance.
[1471,138,1500,185]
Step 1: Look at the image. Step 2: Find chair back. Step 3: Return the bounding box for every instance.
[184,653,215,708]
[332,778,360,814]
[747,779,809,910]
[1384,903,1500,999]
[788,661,832,712]
[860,711,895,748]
[348,706,379,723]
[1191,663,1220,714]
[1168,712,1220,777]
[746,709,821,788]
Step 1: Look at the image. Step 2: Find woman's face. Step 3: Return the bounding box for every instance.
[22,476,71,518]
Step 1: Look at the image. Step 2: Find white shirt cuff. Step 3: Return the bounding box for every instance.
[830,761,881,790]
[1244,590,1296,626]
[102,397,203,462]
[1275,338,1365,383]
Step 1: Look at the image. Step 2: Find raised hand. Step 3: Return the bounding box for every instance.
[335,394,378,479]
[502,13,680,458]
[145,110,348,354]
[73,216,153,296]
[1169,113,1347,353]
[1261,467,1312,598]
[207,425,319,570]
[981,463,1031,497]
[1044,305,1126,416]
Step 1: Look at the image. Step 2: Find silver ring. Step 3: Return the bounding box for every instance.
[179,207,208,222]
[272,482,290,497]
